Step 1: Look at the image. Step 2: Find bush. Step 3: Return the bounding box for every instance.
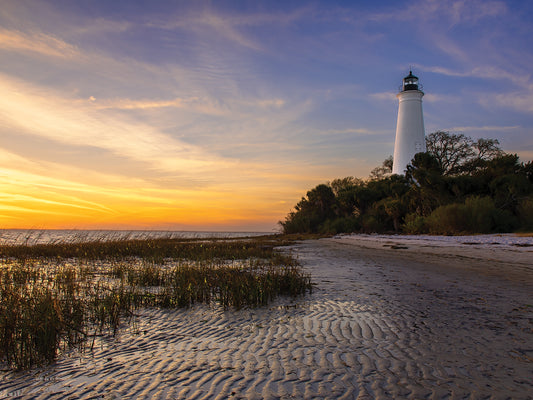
[426,203,467,234]
[517,197,533,231]
[424,196,518,234]
[319,217,360,234]
[402,213,427,234]
[361,215,386,233]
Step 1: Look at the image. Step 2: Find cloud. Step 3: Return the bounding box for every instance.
[444,0,507,25]
[423,93,460,103]
[490,92,533,113]
[322,128,384,136]
[148,6,310,52]
[198,13,263,51]
[419,64,531,87]
[0,148,166,205]
[256,99,286,109]
[89,95,287,118]
[0,74,231,174]
[92,96,228,116]
[147,10,262,52]
[74,18,132,36]
[449,125,521,132]
[370,92,396,102]
[370,0,507,26]
[0,28,79,58]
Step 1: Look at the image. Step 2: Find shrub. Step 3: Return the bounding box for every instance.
[426,202,467,234]
[425,196,518,234]
[402,213,427,234]
[361,215,386,233]
[516,197,533,231]
[319,217,360,234]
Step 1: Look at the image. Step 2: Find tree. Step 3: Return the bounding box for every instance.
[329,176,362,196]
[306,184,336,219]
[281,130,531,235]
[369,156,393,180]
[480,154,533,212]
[425,131,474,175]
[279,184,336,233]
[425,131,503,175]
[375,197,404,231]
[405,153,448,215]
[520,160,533,184]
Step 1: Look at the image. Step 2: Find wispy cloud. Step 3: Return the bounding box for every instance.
[418,64,531,87]
[322,128,384,136]
[148,6,309,52]
[0,74,229,174]
[92,96,227,116]
[449,125,521,132]
[490,92,533,113]
[0,28,79,58]
[423,93,461,103]
[370,92,396,102]
[370,0,507,25]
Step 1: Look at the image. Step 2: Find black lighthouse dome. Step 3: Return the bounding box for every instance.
[401,70,422,92]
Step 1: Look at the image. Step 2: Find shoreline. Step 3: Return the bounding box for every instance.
[1,235,532,399]
[326,233,533,286]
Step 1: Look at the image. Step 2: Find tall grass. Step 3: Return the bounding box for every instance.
[0,235,311,369]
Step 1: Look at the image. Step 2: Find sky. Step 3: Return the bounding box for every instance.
[1,0,532,232]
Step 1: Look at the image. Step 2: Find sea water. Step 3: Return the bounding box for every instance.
[0,229,268,246]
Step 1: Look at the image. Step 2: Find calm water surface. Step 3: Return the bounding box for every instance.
[0,229,269,245]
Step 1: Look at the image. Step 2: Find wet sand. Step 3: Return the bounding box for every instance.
[1,236,532,399]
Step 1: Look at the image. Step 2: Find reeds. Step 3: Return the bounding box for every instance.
[0,235,311,369]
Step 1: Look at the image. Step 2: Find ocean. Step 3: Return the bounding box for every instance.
[0,229,269,246]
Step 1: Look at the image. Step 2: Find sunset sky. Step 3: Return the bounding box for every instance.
[1,0,532,232]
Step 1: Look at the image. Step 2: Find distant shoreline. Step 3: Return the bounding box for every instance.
[0,229,270,246]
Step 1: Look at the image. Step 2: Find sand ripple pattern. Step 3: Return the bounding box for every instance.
[1,239,532,399]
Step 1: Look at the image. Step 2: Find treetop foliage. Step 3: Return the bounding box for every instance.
[280,131,533,235]
[426,131,504,175]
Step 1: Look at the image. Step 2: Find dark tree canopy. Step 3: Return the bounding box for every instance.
[369,156,393,180]
[280,131,533,235]
[425,131,503,175]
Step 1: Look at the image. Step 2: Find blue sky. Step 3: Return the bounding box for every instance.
[0,0,532,231]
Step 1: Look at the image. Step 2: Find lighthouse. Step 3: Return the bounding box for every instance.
[392,70,426,175]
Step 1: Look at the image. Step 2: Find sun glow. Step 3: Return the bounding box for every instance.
[0,72,308,231]
[0,153,294,231]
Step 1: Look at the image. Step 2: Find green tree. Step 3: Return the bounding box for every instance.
[281,132,531,235]
[279,184,336,233]
[405,153,448,215]
[329,177,362,196]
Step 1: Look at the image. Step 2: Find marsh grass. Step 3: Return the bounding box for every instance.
[0,235,311,369]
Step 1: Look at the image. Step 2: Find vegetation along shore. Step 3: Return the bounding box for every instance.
[280,131,533,235]
[0,235,312,370]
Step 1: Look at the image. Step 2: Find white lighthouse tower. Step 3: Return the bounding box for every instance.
[392,70,426,175]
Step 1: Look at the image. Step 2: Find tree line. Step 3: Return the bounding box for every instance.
[280,131,533,235]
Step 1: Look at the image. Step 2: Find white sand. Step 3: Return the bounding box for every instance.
[1,235,532,399]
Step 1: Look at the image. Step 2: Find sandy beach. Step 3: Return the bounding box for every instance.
[1,235,532,399]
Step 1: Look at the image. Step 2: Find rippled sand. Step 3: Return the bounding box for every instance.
[2,236,532,399]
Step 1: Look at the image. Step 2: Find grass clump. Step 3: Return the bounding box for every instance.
[0,235,311,369]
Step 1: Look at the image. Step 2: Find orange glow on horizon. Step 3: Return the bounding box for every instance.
[0,161,304,231]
